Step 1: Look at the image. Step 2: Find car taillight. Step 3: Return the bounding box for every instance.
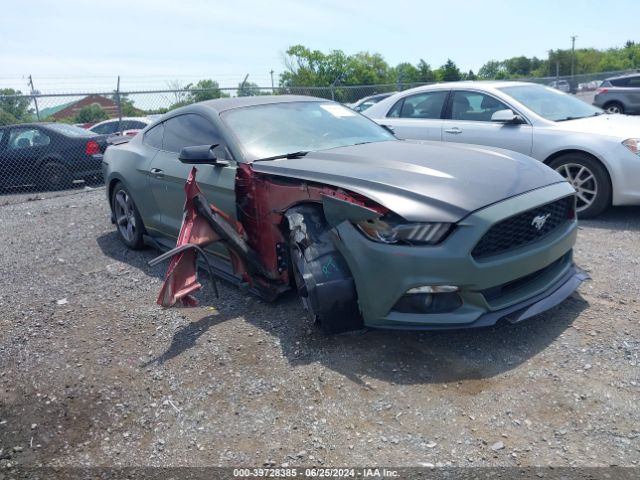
[85,140,100,155]
[595,88,608,94]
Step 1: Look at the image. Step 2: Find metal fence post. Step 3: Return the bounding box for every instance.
[115,75,122,131]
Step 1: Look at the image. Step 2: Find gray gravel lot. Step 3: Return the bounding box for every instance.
[0,188,638,468]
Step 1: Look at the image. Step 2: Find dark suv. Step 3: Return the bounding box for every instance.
[593,74,640,114]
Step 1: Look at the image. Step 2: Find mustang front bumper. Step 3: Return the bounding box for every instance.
[331,182,586,329]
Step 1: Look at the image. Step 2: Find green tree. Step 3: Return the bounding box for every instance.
[0,109,18,126]
[416,60,435,83]
[74,104,108,123]
[237,81,262,96]
[394,62,421,84]
[189,79,228,103]
[437,59,462,82]
[280,45,392,88]
[478,60,505,79]
[0,88,32,122]
[464,70,477,80]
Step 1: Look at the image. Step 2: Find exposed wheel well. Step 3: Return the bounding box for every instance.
[107,178,122,209]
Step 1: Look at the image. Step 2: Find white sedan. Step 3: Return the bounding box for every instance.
[364,81,640,217]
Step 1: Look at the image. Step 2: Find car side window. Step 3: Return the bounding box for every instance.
[127,121,147,129]
[162,114,223,155]
[8,128,50,150]
[627,77,640,87]
[143,123,164,149]
[611,78,629,87]
[450,91,509,122]
[387,91,447,119]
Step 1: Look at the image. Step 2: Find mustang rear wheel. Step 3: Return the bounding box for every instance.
[112,182,145,249]
[548,153,611,218]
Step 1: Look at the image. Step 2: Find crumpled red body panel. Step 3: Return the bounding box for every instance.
[156,167,242,307]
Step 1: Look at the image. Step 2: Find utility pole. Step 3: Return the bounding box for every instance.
[240,73,249,96]
[570,35,577,91]
[270,69,275,94]
[115,75,123,132]
[28,75,40,121]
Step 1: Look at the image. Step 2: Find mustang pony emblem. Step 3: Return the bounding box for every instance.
[531,213,551,231]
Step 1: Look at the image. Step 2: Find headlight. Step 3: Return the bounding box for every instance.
[622,138,640,155]
[354,215,453,245]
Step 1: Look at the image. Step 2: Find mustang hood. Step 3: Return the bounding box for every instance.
[251,140,565,223]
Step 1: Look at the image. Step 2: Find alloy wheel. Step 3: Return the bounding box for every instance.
[114,190,137,242]
[554,163,598,213]
[605,104,622,114]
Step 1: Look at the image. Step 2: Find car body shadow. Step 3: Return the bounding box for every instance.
[579,206,640,231]
[97,231,588,386]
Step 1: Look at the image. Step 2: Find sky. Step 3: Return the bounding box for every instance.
[1,0,638,93]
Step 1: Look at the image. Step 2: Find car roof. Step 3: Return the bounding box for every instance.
[605,72,640,81]
[397,80,540,93]
[92,117,152,124]
[0,122,53,129]
[199,95,328,113]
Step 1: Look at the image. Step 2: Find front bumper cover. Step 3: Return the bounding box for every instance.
[372,265,589,331]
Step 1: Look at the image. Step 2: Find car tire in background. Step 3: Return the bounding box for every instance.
[39,161,72,190]
[548,153,611,218]
[603,101,624,114]
[111,182,145,249]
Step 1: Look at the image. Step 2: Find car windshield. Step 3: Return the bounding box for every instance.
[47,123,95,137]
[221,101,395,160]
[499,84,603,121]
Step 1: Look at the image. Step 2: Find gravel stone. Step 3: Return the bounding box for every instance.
[0,188,638,467]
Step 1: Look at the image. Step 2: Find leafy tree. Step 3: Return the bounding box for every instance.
[437,59,462,82]
[0,88,32,122]
[478,60,505,79]
[416,60,436,82]
[0,109,17,126]
[280,45,392,88]
[394,62,421,84]
[237,81,262,97]
[190,79,229,102]
[464,70,477,81]
[74,104,108,123]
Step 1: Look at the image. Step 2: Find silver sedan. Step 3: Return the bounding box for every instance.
[364,81,640,217]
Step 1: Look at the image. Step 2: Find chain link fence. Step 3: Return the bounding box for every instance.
[0,70,635,195]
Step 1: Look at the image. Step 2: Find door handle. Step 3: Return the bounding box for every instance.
[150,168,164,177]
[444,127,462,134]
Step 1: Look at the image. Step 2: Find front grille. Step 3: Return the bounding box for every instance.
[472,196,574,260]
[480,253,569,302]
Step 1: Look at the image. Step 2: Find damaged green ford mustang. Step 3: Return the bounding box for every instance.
[103,96,587,333]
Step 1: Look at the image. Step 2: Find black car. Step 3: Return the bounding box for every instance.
[0,123,108,190]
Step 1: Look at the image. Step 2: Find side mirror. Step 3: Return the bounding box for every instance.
[178,144,229,166]
[491,109,525,124]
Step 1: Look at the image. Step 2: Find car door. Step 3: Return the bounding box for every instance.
[624,76,640,112]
[0,129,10,186]
[441,90,533,156]
[148,113,237,249]
[376,90,449,141]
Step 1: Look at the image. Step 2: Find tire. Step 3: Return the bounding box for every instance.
[287,206,363,334]
[604,101,624,114]
[39,161,72,190]
[548,153,611,218]
[111,182,145,249]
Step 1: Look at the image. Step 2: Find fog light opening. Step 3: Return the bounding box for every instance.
[392,287,462,314]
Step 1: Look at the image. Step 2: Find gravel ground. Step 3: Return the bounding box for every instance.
[0,188,638,469]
